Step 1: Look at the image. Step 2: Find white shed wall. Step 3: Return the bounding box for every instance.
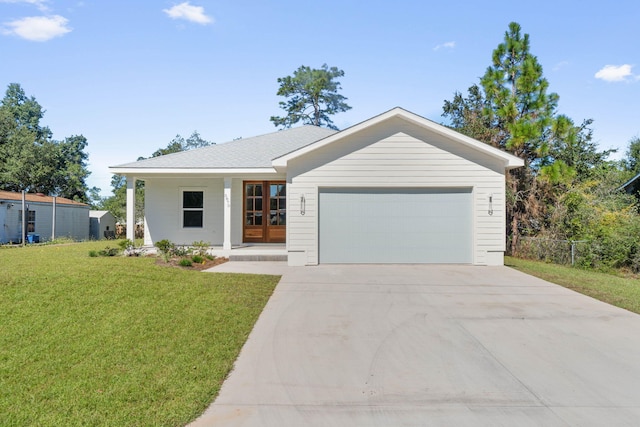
[286,129,506,266]
[0,201,88,243]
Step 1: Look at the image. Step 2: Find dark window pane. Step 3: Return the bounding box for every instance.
[255,212,262,225]
[183,191,203,208]
[280,185,286,196]
[270,198,277,210]
[246,184,254,197]
[255,185,262,197]
[246,198,253,211]
[280,198,286,209]
[270,213,277,225]
[255,198,262,211]
[183,210,203,227]
[246,213,253,225]
[279,212,286,225]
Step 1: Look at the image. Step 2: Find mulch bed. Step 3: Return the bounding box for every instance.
[154,256,228,271]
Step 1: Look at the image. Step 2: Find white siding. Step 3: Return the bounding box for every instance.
[144,177,225,246]
[143,174,285,247]
[287,130,506,266]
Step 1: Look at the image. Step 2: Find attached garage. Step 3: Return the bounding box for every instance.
[275,108,524,266]
[319,188,472,263]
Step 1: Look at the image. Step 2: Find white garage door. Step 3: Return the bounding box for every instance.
[319,188,472,264]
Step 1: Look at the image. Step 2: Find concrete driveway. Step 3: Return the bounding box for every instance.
[191,264,640,426]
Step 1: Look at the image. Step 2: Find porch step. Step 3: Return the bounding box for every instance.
[228,254,288,262]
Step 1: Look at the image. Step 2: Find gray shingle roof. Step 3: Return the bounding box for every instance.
[113,125,336,169]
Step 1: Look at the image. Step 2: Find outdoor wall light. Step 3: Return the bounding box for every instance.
[300,194,306,216]
[488,194,494,216]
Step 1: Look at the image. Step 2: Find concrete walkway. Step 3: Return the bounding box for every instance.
[192,264,640,426]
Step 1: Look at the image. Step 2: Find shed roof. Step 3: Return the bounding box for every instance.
[89,210,114,218]
[0,191,88,207]
[111,125,337,170]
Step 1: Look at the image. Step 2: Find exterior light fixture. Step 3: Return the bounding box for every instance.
[488,194,494,216]
[300,194,306,216]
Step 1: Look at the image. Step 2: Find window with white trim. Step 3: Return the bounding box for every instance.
[182,190,204,228]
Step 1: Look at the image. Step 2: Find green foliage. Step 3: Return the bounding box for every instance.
[624,136,640,174]
[88,250,99,257]
[0,83,96,202]
[155,239,175,262]
[270,64,351,130]
[179,258,193,267]
[191,240,210,256]
[0,241,279,425]
[97,246,119,257]
[442,22,618,254]
[191,254,204,264]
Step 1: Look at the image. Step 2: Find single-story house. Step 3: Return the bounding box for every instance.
[110,107,523,266]
[0,190,90,244]
[89,210,117,239]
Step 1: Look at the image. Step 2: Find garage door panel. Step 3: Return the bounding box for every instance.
[319,188,472,264]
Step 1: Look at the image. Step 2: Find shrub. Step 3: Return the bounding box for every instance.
[178,258,192,267]
[155,239,175,262]
[98,247,119,257]
[191,240,210,256]
[88,250,99,257]
[191,255,204,264]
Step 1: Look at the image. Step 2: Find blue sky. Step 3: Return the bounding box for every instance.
[1,0,638,196]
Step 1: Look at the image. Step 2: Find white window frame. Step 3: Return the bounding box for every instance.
[180,188,205,229]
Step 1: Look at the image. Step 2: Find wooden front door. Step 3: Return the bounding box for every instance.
[243,181,286,243]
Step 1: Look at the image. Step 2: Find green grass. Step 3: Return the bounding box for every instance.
[0,241,279,426]
[506,256,640,314]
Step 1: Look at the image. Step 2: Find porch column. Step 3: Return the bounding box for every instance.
[223,177,232,250]
[126,175,136,241]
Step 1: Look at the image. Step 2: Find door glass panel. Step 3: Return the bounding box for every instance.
[246,184,254,197]
[255,212,262,225]
[255,198,262,211]
[255,185,262,197]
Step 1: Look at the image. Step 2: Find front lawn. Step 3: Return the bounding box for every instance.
[506,256,640,315]
[0,241,279,426]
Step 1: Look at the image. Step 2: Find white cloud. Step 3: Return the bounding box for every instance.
[2,15,71,41]
[433,41,455,51]
[163,2,213,25]
[0,0,50,12]
[594,64,635,82]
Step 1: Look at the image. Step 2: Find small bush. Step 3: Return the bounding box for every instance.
[88,250,99,257]
[205,254,216,261]
[118,239,135,250]
[155,239,175,262]
[173,246,190,257]
[178,258,192,267]
[98,247,119,257]
[191,240,210,256]
[191,255,204,264]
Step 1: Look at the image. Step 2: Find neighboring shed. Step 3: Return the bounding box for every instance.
[0,191,90,244]
[89,210,117,240]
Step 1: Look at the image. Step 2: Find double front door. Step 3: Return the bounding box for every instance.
[243,181,286,243]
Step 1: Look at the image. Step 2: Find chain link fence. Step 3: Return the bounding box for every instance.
[511,236,590,266]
